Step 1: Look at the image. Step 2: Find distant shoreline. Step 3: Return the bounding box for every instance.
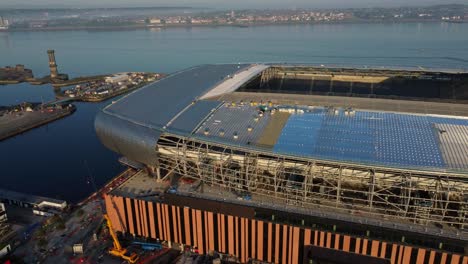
[0,6,194,11]
[3,19,466,33]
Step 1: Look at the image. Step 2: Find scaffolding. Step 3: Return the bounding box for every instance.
[156,133,468,230]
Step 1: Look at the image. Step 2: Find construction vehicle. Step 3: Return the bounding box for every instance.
[132,241,162,251]
[104,214,139,263]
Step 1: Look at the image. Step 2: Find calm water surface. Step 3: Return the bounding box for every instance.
[1,23,467,202]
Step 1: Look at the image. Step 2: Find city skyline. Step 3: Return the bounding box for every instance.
[1,0,467,9]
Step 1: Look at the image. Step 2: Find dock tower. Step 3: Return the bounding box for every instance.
[47,50,59,79]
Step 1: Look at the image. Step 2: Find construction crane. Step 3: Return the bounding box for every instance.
[104,214,139,264]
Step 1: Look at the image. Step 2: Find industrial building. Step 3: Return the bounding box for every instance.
[96,64,468,264]
[105,73,130,84]
[0,188,67,216]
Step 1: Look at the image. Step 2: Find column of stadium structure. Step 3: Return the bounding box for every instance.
[331,166,347,208]
[174,138,187,177]
[195,143,203,185]
[148,144,161,180]
[279,73,285,90]
[459,203,466,230]
[206,151,216,186]
[402,174,412,217]
[155,158,161,180]
[172,138,184,181]
[368,169,376,209]
[227,149,238,192]
[336,166,343,206]
[431,178,442,220]
[303,161,315,205]
[157,136,177,180]
[272,160,282,197]
[224,148,235,188]
[334,167,342,203]
[200,143,214,186]
[318,167,330,202]
[170,138,179,175]
[259,69,268,88]
[219,150,226,186]
[416,175,432,224]
[242,153,248,191]
[259,67,276,88]
[384,171,402,219]
[372,172,386,215]
[317,166,333,202]
[224,148,236,189]
[309,76,315,93]
[180,136,189,180]
[146,165,157,180]
[261,158,271,193]
[204,142,212,185]
[297,163,307,205]
[244,154,256,191]
[276,157,286,198]
[437,177,453,221]
[289,162,300,205]
[388,172,404,216]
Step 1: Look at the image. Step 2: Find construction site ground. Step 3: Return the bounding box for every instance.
[10,169,182,264]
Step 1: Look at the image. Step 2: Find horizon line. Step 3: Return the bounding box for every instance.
[0,2,466,11]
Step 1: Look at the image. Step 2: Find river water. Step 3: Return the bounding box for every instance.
[0,22,467,202]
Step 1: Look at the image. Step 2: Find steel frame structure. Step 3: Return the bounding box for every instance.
[156,133,468,230]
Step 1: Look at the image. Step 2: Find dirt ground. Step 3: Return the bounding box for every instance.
[256,112,290,148]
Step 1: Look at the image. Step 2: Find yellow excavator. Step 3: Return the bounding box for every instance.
[104,214,139,264]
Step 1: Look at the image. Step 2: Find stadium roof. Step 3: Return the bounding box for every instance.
[95,64,267,166]
[269,63,468,74]
[194,104,468,173]
[95,64,468,174]
[104,64,250,131]
[272,108,468,172]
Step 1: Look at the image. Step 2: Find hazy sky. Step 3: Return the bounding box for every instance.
[0,0,465,9]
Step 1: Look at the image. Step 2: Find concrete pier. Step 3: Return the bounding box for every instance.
[0,103,76,141]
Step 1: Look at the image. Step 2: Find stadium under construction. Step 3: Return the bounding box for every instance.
[96,64,468,264]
